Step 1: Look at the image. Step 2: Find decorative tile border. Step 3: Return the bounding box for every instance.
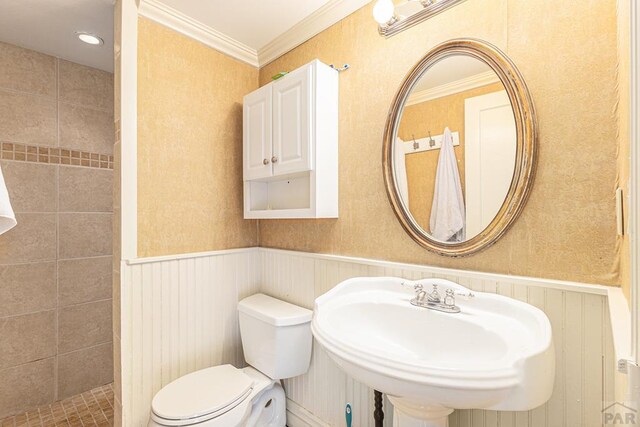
[0,142,114,170]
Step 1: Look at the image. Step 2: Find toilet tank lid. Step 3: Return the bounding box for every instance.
[238,293,312,326]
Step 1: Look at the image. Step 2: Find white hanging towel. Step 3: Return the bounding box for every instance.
[429,127,465,242]
[394,137,409,204]
[0,165,17,235]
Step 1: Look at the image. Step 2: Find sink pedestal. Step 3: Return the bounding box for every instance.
[389,397,453,427]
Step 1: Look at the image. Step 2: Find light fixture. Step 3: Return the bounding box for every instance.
[373,0,396,25]
[376,0,465,37]
[410,0,436,7]
[76,32,104,46]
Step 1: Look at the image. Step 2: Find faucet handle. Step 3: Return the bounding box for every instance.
[427,284,441,303]
[413,283,427,303]
[444,289,456,307]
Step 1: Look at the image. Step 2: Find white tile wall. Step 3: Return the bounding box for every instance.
[118,248,616,426]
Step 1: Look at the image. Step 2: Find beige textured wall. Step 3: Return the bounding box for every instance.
[258,0,621,285]
[398,83,503,231]
[137,18,258,258]
[0,42,114,418]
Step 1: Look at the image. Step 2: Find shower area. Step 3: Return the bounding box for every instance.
[0,40,115,425]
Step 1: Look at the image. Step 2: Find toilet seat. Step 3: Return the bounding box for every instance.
[151,365,254,426]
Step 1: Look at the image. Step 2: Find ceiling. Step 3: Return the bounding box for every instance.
[0,0,115,72]
[157,0,331,51]
[0,0,355,73]
[413,55,493,92]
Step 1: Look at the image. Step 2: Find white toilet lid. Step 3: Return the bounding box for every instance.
[152,365,254,421]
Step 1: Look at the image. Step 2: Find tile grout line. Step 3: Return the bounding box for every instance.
[57,341,115,359]
[0,384,115,427]
[0,85,113,114]
[0,254,114,268]
[82,392,100,425]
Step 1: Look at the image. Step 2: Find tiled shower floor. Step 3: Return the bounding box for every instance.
[0,384,114,427]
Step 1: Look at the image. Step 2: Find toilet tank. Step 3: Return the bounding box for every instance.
[238,294,313,379]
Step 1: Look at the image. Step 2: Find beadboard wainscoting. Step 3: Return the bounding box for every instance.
[118,249,262,426]
[118,247,616,426]
[260,249,616,427]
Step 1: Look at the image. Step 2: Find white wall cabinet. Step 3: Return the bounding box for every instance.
[272,64,312,176]
[243,60,338,219]
[244,85,272,181]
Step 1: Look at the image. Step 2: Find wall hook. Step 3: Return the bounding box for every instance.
[330,64,350,72]
[412,134,419,150]
[428,131,435,147]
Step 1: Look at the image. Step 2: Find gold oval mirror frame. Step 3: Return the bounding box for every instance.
[383,39,538,257]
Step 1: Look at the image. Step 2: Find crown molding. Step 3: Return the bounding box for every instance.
[257,0,371,66]
[405,71,501,106]
[138,0,259,67]
[137,0,370,68]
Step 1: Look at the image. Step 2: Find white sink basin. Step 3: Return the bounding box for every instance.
[311,277,555,427]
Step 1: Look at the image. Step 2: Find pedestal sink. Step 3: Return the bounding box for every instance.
[311,277,555,427]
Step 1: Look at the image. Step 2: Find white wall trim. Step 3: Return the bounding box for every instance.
[137,0,369,68]
[125,247,261,265]
[127,247,613,295]
[257,0,370,66]
[609,287,633,372]
[405,71,501,106]
[285,399,331,427]
[121,0,138,262]
[138,0,259,67]
[630,0,640,366]
[260,247,612,295]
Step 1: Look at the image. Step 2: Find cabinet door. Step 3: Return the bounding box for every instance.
[272,64,312,176]
[243,85,272,180]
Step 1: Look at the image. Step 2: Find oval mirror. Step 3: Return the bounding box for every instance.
[383,39,537,257]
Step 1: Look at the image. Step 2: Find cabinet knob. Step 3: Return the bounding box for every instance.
[271,156,278,163]
[263,158,270,165]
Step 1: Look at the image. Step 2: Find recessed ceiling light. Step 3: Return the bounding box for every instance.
[76,32,104,46]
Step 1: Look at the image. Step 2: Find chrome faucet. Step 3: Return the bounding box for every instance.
[410,283,461,314]
[427,284,442,303]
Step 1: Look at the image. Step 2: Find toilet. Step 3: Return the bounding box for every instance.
[148,293,313,427]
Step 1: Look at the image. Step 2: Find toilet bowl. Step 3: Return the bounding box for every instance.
[148,365,285,427]
[148,294,313,427]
